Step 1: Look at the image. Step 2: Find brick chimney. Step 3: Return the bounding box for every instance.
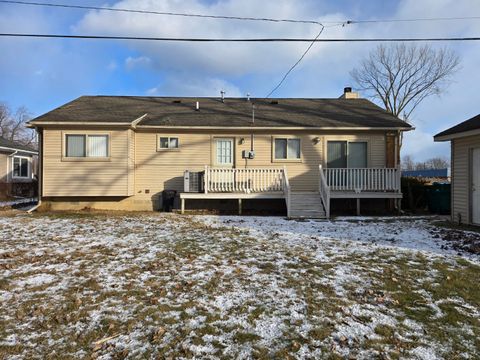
[340,87,359,99]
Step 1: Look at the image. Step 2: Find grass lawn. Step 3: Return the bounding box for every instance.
[0,212,479,359]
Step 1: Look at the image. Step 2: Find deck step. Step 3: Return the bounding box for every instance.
[288,191,327,219]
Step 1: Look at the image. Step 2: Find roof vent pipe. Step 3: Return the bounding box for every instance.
[246,93,250,101]
[195,101,199,111]
[220,90,225,103]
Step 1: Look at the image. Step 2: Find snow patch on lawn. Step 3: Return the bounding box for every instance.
[0,214,478,359]
[16,273,56,287]
[198,215,479,261]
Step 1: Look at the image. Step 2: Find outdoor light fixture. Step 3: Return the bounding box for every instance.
[239,138,245,145]
[313,137,320,145]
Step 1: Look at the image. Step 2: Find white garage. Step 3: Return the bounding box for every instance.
[435,114,480,226]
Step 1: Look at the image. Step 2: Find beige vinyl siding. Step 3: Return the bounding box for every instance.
[133,130,387,197]
[41,128,390,209]
[451,134,480,224]
[0,153,8,182]
[134,132,211,203]
[42,129,131,197]
[127,129,135,196]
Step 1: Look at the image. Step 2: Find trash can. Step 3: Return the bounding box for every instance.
[162,190,177,212]
[426,183,451,215]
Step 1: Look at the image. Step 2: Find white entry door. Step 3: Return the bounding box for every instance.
[472,148,480,224]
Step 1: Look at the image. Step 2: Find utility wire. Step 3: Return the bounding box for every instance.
[0,0,323,25]
[1,0,480,26]
[1,33,479,42]
[348,16,480,24]
[265,25,324,98]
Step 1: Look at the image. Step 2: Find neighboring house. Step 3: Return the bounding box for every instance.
[28,89,412,217]
[0,137,38,199]
[434,114,480,225]
[402,168,450,184]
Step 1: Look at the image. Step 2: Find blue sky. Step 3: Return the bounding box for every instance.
[0,0,479,161]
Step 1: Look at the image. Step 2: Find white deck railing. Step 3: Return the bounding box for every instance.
[318,165,330,218]
[323,167,401,192]
[282,166,291,217]
[205,166,286,193]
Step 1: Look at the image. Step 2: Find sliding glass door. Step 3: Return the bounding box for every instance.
[327,141,367,168]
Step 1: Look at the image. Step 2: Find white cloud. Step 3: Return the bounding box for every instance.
[125,56,152,70]
[147,75,242,97]
[2,0,480,162]
[75,0,346,76]
[107,61,118,71]
[73,0,480,161]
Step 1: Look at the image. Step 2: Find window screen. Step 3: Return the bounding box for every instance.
[88,135,108,157]
[274,139,287,159]
[348,142,367,168]
[275,138,300,160]
[66,135,86,157]
[287,139,301,159]
[13,157,29,178]
[159,137,179,149]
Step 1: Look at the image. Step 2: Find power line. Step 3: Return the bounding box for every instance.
[0,0,323,25]
[1,0,480,26]
[348,16,480,24]
[265,25,324,98]
[1,33,479,42]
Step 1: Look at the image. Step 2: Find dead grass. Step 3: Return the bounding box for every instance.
[0,213,479,359]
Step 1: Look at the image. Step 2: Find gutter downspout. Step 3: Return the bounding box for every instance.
[28,128,42,213]
[250,104,255,153]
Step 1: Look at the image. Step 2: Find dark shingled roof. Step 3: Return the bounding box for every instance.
[30,96,412,129]
[434,114,480,139]
[0,137,37,153]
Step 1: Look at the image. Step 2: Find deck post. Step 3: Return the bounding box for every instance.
[181,198,185,214]
[204,165,209,194]
[238,198,242,215]
[356,198,361,216]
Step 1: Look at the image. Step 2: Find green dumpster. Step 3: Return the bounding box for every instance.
[426,183,451,215]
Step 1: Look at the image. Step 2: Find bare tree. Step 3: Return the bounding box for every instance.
[424,157,450,170]
[351,44,460,121]
[0,102,36,147]
[402,155,415,170]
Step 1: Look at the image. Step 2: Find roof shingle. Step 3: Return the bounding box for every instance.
[0,137,37,153]
[29,96,412,129]
[434,114,480,139]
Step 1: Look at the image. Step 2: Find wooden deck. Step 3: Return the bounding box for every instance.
[179,166,402,217]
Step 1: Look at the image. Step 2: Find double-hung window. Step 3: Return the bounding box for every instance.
[274,138,301,160]
[13,156,29,178]
[65,134,109,158]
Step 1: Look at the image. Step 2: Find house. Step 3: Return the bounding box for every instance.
[401,168,450,184]
[28,89,412,217]
[434,114,480,225]
[0,137,38,199]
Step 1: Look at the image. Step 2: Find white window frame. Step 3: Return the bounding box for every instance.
[326,140,369,168]
[157,136,180,151]
[63,133,110,159]
[272,136,302,162]
[12,155,30,179]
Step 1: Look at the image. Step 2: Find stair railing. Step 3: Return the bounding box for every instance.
[282,166,291,218]
[319,165,331,218]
